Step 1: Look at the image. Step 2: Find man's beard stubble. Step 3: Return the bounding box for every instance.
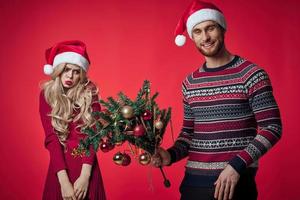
[197,38,225,57]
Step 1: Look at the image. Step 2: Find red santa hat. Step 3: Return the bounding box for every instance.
[174,0,226,47]
[43,40,90,75]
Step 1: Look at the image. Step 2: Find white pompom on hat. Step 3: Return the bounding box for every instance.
[43,40,90,75]
[174,0,226,47]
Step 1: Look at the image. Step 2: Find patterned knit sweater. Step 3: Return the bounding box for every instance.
[168,56,282,187]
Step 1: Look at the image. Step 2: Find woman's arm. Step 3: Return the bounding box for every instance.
[57,170,77,200]
[39,91,76,200]
[39,91,67,173]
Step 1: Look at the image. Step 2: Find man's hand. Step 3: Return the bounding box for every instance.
[214,164,240,200]
[151,147,171,167]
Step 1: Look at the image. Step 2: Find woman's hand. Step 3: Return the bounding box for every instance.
[74,164,92,200]
[73,175,89,200]
[61,181,77,200]
[57,170,77,200]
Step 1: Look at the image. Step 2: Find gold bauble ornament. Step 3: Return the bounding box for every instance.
[121,106,134,119]
[155,121,164,130]
[139,152,151,165]
[113,152,124,165]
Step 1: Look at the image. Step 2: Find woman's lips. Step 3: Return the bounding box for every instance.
[65,81,73,86]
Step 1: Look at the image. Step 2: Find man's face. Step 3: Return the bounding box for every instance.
[191,20,225,57]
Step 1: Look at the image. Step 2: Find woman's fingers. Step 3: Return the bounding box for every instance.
[77,191,84,200]
[74,188,80,198]
[82,190,87,199]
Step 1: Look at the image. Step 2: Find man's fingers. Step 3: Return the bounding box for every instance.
[151,155,162,167]
[214,179,221,199]
[218,181,226,200]
[229,181,236,199]
[223,180,231,200]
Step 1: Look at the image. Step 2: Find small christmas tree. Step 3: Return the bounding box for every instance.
[75,80,171,187]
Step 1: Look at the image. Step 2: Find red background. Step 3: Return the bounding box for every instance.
[0,0,299,199]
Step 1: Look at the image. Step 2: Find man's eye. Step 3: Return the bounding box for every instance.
[208,26,216,31]
[194,29,201,34]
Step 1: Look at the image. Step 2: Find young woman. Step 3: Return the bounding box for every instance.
[39,40,106,200]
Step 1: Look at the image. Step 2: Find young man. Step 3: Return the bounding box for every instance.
[152,1,282,200]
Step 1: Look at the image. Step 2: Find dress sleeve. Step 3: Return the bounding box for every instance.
[39,91,67,173]
[228,67,282,174]
[167,82,194,164]
[81,94,101,165]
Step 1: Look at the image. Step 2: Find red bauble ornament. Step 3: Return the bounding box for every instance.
[133,125,145,137]
[100,141,114,152]
[100,142,109,153]
[142,110,152,120]
[107,142,115,150]
[121,153,131,166]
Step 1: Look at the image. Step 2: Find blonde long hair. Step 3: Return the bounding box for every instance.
[42,63,98,144]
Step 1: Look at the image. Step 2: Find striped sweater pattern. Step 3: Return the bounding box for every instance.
[168,56,282,187]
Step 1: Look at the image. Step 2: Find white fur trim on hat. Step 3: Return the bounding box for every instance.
[44,64,54,75]
[175,35,186,47]
[53,52,89,71]
[186,8,226,39]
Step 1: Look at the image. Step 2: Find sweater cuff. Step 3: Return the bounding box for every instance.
[228,156,247,175]
[166,148,177,166]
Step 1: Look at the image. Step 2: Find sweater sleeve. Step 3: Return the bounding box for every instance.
[39,91,67,173]
[228,67,282,174]
[167,82,194,164]
[81,94,101,165]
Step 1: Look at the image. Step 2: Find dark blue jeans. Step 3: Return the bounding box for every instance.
[180,169,258,200]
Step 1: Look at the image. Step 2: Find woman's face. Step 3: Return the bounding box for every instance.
[60,64,81,89]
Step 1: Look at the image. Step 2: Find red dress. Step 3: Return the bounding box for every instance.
[39,91,106,200]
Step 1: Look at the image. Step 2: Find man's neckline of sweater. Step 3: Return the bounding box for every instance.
[202,55,240,72]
